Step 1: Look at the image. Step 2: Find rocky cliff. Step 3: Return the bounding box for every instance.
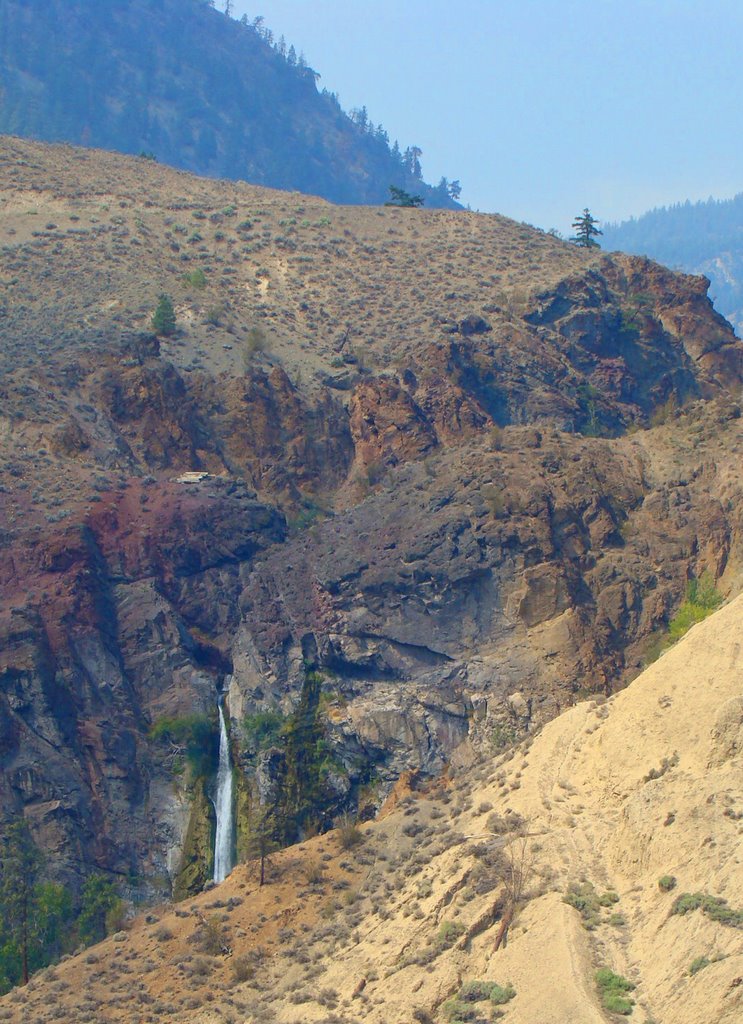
[3,593,741,1024]
[0,137,741,897]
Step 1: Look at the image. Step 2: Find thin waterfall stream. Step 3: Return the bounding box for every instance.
[213,700,234,883]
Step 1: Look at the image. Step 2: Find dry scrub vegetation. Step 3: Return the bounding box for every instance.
[0,136,589,388]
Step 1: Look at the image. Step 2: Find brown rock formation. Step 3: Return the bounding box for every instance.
[0,137,741,895]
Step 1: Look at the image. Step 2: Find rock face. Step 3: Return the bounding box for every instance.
[0,137,742,895]
[232,402,742,788]
[0,475,284,893]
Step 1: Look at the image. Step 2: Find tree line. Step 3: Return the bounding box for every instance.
[0,821,123,993]
[212,3,462,205]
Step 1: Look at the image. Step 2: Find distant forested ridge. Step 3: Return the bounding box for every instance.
[603,193,743,333]
[0,0,460,207]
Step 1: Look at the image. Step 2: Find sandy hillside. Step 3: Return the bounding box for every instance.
[2,594,740,1024]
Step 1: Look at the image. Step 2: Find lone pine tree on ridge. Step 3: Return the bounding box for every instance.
[572,208,603,247]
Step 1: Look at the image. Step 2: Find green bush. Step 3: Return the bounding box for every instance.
[183,267,207,288]
[488,983,516,1006]
[442,979,515,1022]
[242,710,287,754]
[148,713,215,777]
[0,822,128,993]
[599,890,620,907]
[77,875,124,945]
[437,920,466,946]
[689,956,711,975]
[658,875,676,892]
[671,892,743,928]
[667,572,722,643]
[595,968,635,1015]
[564,882,601,928]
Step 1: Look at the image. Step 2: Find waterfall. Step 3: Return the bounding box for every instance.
[213,701,234,883]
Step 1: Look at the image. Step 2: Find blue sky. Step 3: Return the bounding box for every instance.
[230,0,743,232]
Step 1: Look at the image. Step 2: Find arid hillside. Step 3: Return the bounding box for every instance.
[0,135,742,899]
[2,593,741,1024]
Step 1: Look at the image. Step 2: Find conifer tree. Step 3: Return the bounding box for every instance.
[571,208,602,247]
[0,821,41,985]
[77,875,123,945]
[244,804,280,886]
[386,185,424,208]
[151,294,176,336]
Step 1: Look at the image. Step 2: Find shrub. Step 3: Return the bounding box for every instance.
[205,303,226,326]
[437,920,465,946]
[643,753,679,783]
[671,892,743,928]
[231,956,255,983]
[667,572,722,643]
[337,815,363,851]
[649,394,678,427]
[303,859,325,885]
[598,891,620,907]
[242,710,286,754]
[658,875,676,892]
[183,268,207,288]
[77,875,124,946]
[196,916,224,955]
[689,956,710,975]
[595,968,635,1015]
[245,325,268,354]
[442,980,515,1022]
[148,714,215,777]
[564,882,601,929]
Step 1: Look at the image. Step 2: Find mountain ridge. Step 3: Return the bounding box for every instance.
[0,0,459,208]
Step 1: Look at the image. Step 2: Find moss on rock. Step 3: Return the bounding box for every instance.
[173,777,215,900]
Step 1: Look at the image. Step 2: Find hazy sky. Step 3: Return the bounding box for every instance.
[230,0,743,232]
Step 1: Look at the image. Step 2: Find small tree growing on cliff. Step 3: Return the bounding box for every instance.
[571,209,602,248]
[151,293,176,336]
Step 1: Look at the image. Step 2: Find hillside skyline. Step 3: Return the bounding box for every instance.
[232,0,743,232]
[0,0,460,208]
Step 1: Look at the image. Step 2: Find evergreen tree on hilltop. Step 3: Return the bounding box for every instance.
[571,209,603,248]
[386,185,424,208]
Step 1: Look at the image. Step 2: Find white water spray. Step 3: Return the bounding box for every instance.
[213,701,234,883]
